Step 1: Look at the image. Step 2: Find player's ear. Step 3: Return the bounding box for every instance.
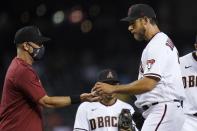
[141,17,149,26]
[143,17,149,22]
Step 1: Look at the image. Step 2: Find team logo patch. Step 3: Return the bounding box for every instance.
[146,59,155,70]
[107,71,113,78]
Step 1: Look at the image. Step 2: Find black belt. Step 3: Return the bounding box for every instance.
[142,99,183,111]
[193,113,197,117]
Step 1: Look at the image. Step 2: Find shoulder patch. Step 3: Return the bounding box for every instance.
[146,59,155,70]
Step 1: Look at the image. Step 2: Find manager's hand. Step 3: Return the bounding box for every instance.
[80,92,101,102]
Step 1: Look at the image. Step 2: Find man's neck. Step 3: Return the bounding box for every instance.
[145,25,160,41]
[100,98,117,106]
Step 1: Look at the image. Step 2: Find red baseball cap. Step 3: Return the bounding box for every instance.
[121,4,156,23]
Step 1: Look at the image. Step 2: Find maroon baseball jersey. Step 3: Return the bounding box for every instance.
[0,57,46,131]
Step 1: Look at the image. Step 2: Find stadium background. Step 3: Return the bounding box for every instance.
[0,0,197,130]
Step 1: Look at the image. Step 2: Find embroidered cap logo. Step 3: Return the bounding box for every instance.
[107,71,113,79]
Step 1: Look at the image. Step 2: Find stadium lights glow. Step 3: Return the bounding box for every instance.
[68,9,83,24]
[52,10,65,24]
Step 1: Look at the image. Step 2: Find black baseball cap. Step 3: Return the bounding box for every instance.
[97,69,119,84]
[14,25,50,45]
[121,4,156,23]
[195,34,197,43]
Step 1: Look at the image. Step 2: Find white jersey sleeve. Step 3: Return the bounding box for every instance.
[143,38,169,79]
[74,102,90,131]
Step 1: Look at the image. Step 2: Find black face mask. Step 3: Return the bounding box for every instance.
[29,44,45,61]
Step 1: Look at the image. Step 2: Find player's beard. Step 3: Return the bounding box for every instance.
[133,27,145,41]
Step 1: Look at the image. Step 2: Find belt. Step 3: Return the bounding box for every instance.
[193,113,197,117]
[142,99,183,111]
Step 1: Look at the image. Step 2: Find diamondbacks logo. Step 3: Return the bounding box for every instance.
[182,75,197,88]
[107,71,113,79]
[146,59,155,70]
[89,116,118,130]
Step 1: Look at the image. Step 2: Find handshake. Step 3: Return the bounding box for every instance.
[80,81,117,102]
[80,69,119,103]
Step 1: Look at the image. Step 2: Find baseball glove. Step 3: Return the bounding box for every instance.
[118,109,136,131]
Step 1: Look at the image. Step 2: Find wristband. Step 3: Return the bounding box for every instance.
[70,95,81,104]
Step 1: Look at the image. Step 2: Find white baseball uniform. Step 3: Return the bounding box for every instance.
[73,99,138,131]
[180,52,197,131]
[135,32,186,131]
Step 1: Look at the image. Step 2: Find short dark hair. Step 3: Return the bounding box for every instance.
[149,17,158,25]
[16,42,23,48]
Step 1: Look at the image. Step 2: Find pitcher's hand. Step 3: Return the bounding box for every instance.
[92,82,116,95]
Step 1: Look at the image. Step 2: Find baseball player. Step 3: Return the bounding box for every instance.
[92,4,186,131]
[74,69,138,131]
[180,35,197,131]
